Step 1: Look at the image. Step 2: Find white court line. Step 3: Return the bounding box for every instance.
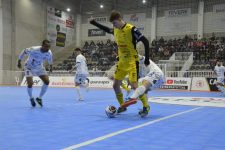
[62,107,202,150]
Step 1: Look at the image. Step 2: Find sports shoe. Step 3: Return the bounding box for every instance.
[121,98,137,108]
[36,97,43,107]
[117,107,127,113]
[30,98,36,107]
[78,98,84,101]
[139,106,150,118]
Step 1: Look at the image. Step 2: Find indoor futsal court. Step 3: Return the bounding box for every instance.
[1,0,225,150]
[0,87,225,149]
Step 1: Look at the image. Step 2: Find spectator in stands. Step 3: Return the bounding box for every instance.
[17,39,53,107]
[69,48,89,101]
[90,10,150,115]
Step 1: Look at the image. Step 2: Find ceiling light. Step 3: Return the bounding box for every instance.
[66,8,71,12]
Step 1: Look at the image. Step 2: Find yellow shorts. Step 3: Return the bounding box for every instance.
[114,61,139,83]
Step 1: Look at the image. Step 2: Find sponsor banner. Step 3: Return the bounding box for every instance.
[47,6,75,47]
[89,77,113,88]
[206,78,219,91]
[88,16,107,22]
[21,76,113,88]
[149,97,225,107]
[213,3,225,13]
[160,77,191,90]
[191,77,210,91]
[88,29,106,37]
[123,13,146,22]
[56,32,66,47]
[21,77,43,86]
[165,8,191,17]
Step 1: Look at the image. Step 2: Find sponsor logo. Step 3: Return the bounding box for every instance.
[167,79,173,84]
[88,29,106,37]
[166,79,187,85]
[66,20,74,28]
[209,78,217,85]
[90,81,110,85]
[130,14,139,22]
[207,78,219,91]
[195,80,204,88]
[23,79,41,86]
[160,85,188,90]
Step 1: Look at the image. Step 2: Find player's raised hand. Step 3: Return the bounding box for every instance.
[89,16,95,24]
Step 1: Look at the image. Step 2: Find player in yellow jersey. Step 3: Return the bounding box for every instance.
[90,10,150,116]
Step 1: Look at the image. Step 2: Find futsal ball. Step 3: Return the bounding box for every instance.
[105,105,117,118]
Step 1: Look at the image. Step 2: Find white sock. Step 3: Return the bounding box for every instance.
[220,86,225,93]
[27,87,33,99]
[39,84,48,99]
[130,86,146,99]
[76,87,83,100]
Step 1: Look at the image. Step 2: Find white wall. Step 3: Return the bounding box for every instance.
[157,14,198,38]
[204,12,225,34]
[15,0,46,55]
[1,0,77,70]
[0,0,3,70]
[2,0,13,70]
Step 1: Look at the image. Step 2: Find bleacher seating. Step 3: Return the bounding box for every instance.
[54,35,225,71]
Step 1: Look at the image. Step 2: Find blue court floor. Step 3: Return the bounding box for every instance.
[0,87,225,150]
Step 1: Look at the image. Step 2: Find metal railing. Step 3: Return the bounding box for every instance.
[166,71,215,78]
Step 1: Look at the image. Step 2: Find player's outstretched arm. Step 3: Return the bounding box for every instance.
[17,48,29,69]
[89,19,113,34]
[139,36,150,66]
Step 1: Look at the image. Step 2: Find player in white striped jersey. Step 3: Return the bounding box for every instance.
[214,60,225,96]
[17,40,53,107]
[121,55,165,117]
[69,48,89,101]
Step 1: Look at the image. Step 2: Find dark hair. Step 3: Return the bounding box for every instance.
[42,39,50,45]
[109,10,122,22]
[75,48,81,51]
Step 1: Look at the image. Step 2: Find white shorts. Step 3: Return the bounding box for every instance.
[75,74,89,85]
[217,77,224,85]
[106,65,116,79]
[24,67,47,77]
[139,71,165,90]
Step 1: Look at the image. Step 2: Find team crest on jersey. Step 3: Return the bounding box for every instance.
[148,97,225,107]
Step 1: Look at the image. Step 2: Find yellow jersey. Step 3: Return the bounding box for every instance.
[114,23,139,70]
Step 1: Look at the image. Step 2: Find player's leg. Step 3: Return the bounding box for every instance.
[37,75,50,106]
[216,78,225,96]
[113,68,127,113]
[217,83,225,96]
[75,74,83,101]
[78,74,89,100]
[26,76,36,107]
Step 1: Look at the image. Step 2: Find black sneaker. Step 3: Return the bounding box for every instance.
[117,107,127,113]
[139,106,150,118]
[30,98,36,107]
[36,97,43,107]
